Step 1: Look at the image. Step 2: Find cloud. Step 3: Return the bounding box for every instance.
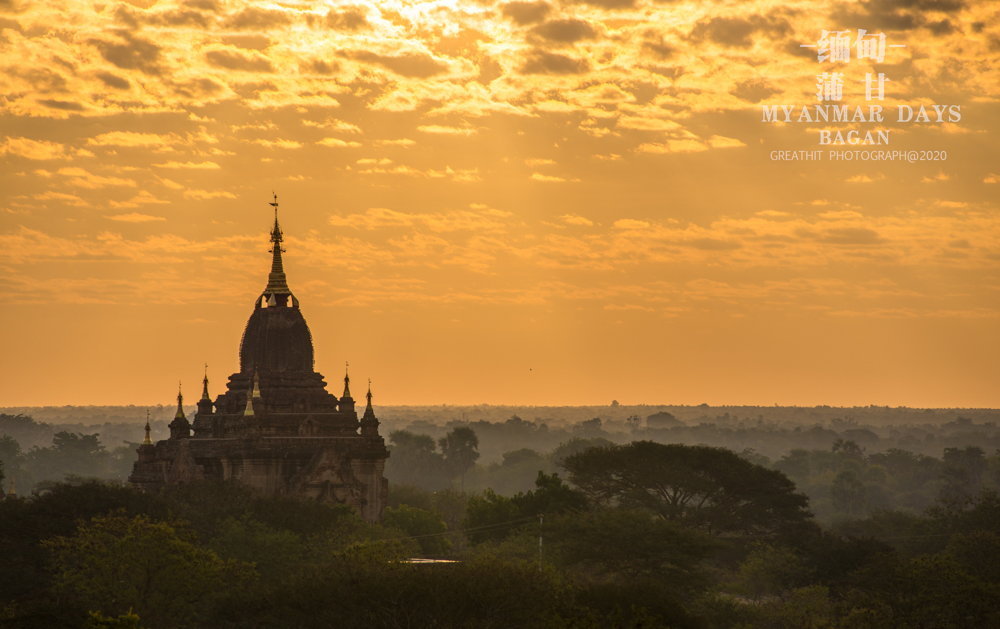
[88,132,179,148]
[317,138,362,148]
[707,136,745,149]
[329,206,510,233]
[253,139,302,149]
[689,15,790,49]
[105,212,167,222]
[88,31,162,75]
[1,137,70,160]
[502,1,551,25]
[561,214,593,226]
[57,167,136,189]
[96,72,130,90]
[325,7,370,31]
[153,161,221,169]
[520,51,589,75]
[613,219,650,230]
[303,118,361,133]
[526,158,556,167]
[347,51,448,79]
[375,139,416,147]
[205,48,274,72]
[184,189,237,200]
[531,173,566,182]
[417,126,476,136]
[530,19,598,44]
[618,117,681,131]
[921,171,950,183]
[34,191,90,206]
[226,7,293,31]
[635,140,707,154]
[109,191,170,208]
[730,78,780,103]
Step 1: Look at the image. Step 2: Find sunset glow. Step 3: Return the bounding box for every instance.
[2,0,998,407]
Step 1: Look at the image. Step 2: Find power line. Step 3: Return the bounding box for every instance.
[369,515,539,544]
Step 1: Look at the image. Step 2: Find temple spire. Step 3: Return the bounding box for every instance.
[201,364,211,402]
[343,362,352,398]
[175,382,185,420]
[252,371,261,398]
[264,193,290,295]
[7,475,14,498]
[360,378,379,437]
[142,409,153,446]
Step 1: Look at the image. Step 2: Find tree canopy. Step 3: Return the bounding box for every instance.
[562,441,815,536]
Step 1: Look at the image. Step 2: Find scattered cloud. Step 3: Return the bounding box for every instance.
[153,161,221,169]
[105,212,166,222]
[317,138,363,148]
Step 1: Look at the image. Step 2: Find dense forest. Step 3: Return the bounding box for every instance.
[1,407,999,628]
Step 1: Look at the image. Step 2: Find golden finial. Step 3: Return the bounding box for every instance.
[244,375,256,417]
[175,381,185,419]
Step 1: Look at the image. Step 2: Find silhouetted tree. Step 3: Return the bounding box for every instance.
[439,426,480,492]
[831,469,867,515]
[563,441,815,536]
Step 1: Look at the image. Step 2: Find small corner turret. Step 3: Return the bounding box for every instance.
[361,379,380,439]
[168,382,192,440]
[198,364,214,416]
[340,362,355,414]
[138,409,156,464]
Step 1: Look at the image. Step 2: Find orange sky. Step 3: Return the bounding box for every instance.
[1,0,998,407]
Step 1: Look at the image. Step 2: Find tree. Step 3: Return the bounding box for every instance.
[548,508,719,587]
[438,426,480,492]
[939,446,988,501]
[208,517,306,578]
[384,430,450,491]
[511,471,589,517]
[831,469,867,515]
[734,544,813,603]
[25,431,111,483]
[0,434,24,471]
[84,611,141,629]
[463,489,525,545]
[562,441,815,536]
[645,411,680,429]
[384,505,452,556]
[45,511,253,627]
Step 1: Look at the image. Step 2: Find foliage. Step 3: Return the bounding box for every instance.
[563,441,815,536]
[512,471,589,517]
[84,610,142,629]
[384,504,452,556]
[26,432,111,483]
[207,517,305,577]
[830,470,867,515]
[45,511,254,628]
[383,430,451,491]
[463,488,526,544]
[731,544,813,603]
[548,509,719,589]
[438,425,481,489]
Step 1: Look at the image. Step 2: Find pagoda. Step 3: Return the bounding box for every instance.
[129,197,389,522]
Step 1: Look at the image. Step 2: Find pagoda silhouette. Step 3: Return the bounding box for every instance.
[129,196,389,522]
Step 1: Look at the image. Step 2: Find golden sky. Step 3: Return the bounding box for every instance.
[1,0,998,407]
